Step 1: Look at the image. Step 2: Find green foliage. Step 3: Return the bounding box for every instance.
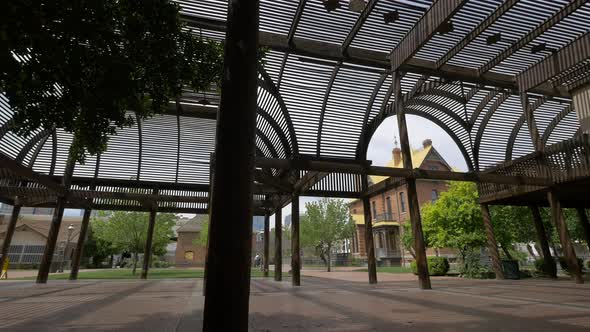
[153,260,171,268]
[82,226,117,268]
[459,248,491,279]
[1,0,224,161]
[534,257,557,276]
[421,182,486,251]
[300,198,354,271]
[410,256,450,276]
[192,217,209,247]
[587,260,590,270]
[400,222,415,257]
[558,256,583,274]
[92,211,175,273]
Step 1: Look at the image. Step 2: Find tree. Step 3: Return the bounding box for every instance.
[92,211,175,274]
[300,198,355,272]
[1,0,223,161]
[192,217,209,247]
[421,182,486,260]
[489,205,538,260]
[82,225,117,268]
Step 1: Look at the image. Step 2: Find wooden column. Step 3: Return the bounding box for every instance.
[37,154,76,284]
[548,192,583,283]
[530,205,557,278]
[291,194,301,286]
[576,208,590,253]
[263,211,270,277]
[274,206,282,281]
[480,204,504,279]
[362,195,377,284]
[140,208,157,280]
[202,0,258,329]
[69,208,92,280]
[0,199,22,273]
[393,71,431,289]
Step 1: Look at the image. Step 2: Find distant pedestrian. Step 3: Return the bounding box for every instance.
[254,254,261,268]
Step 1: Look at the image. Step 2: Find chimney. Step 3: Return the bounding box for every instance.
[422,138,432,149]
[392,147,401,165]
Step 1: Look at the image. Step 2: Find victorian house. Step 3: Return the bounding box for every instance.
[349,139,452,266]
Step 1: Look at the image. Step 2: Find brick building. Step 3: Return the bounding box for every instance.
[174,215,207,267]
[349,139,451,266]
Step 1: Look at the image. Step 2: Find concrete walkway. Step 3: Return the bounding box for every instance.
[1,273,589,331]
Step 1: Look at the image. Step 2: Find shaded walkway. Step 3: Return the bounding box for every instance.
[1,276,589,331]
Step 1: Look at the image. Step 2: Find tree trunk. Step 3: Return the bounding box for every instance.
[132,252,138,275]
[326,246,331,272]
[501,243,514,260]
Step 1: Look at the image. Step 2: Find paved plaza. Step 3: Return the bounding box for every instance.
[1,271,589,331]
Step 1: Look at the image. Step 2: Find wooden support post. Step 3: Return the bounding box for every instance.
[576,208,590,253]
[202,0,258,329]
[393,71,431,290]
[362,195,377,284]
[263,212,270,277]
[291,194,301,286]
[480,204,505,279]
[69,208,92,280]
[530,205,557,278]
[140,208,157,280]
[548,192,583,283]
[274,206,282,281]
[0,199,22,274]
[37,154,76,284]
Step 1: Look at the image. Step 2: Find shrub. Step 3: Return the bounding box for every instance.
[587,260,590,270]
[460,249,491,279]
[153,260,171,268]
[558,256,583,274]
[534,257,556,275]
[410,256,450,276]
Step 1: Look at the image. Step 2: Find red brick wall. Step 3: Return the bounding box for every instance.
[175,232,207,267]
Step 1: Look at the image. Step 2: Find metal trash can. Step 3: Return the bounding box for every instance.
[502,260,520,279]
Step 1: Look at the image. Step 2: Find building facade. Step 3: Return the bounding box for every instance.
[349,139,452,266]
[174,215,207,267]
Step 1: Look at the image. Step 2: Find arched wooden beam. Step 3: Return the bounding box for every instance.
[469,89,500,127]
[276,0,307,89]
[15,129,52,164]
[404,99,469,130]
[317,64,341,156]
[542,105,575,146]
[407,109,474,171]
[175,100,181,183]
[414,88,466,105]
[505,97,549,161]
[356,72,389,158]
[256,128,280,160]
[28,133,51,168]
[49,130,58,176]
[258,107,292,158]
[258,67,299,154]
[136,113,143,181]
[473,93,510,170]
[0,118,15,140]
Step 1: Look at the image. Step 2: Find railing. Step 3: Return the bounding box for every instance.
[373,213,395,222]
[479,134,590,201]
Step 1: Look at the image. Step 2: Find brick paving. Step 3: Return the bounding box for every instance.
[0,273,589,331]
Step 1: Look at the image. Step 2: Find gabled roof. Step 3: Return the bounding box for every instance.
[370,144,449,185]
[177,214,207,233]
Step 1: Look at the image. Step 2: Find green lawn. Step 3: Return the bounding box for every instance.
[23,268,270,280]
[353,266,412,273]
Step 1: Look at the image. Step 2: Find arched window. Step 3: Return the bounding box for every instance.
[184,251,194,261]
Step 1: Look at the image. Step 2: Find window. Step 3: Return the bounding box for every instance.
[431,189,439,203]
[399,192,406,213]
[385,196,392,219]
[184,251,194,261]
[371,201,377,219]
[352,209,357,214]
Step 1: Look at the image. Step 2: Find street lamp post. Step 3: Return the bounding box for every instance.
[59,224,75,273]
